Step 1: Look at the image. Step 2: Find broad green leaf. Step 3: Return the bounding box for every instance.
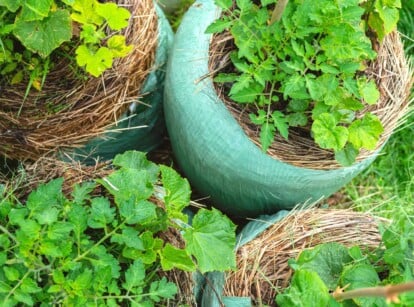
[76,45,113,77]
[272,111,289,139]
[375,1,399,37]
[96,3,130,30]
[260,122,275,152]
[71,0,103,25]
[287,100,309,112]
[20,0,53,21]
[276,270,332,306]
[283,74,309,100]
[113,151,159,183]
[359,79,380,105]
[229,74,254,95]
[295,242,352,289]
[286,112,308,127]
[183,208,236,273]
[213,73,239,83]
[13,10,72,58]
[230,82,264,103]
[335,144,359,167]
[0,0,22,12]
[160,243,196,271]
[39,239,72,257]
[312,113,349,151]
[368,12,386,41]
[92,266,112,292]
[35,207,59,225]
[214,0,233,10]
[119,199,157,225]
[87,197,115,229]
[71,269,93,291]
[123,260,145,292]
[107,35,133,57]
[160,165,191,221]
[340,264,385,307]
[348,113,383,150]
[17,219,41,241]
[98,168,154,204]
[148,277,177,303]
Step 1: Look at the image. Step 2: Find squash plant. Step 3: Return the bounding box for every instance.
[0,151,236,306]
[0,0,132,91]
[206,0,402,166]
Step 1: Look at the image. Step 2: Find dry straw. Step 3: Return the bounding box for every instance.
[0,0,158,161]
[210,30,413,170]
[223,209,387,306]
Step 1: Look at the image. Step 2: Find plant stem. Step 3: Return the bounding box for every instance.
[0,224,18,243]
[333,281,414,303]
[270,0,289,25]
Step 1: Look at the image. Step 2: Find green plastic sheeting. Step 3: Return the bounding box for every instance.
[163,0,382,217]
[201,211,290,306]
[68,5,173,165]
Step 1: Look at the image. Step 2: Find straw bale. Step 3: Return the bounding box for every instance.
[0,0,158,161]
[223,209,387,306]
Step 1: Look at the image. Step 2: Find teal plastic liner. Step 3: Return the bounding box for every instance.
[201,211,290,306]
[68,5,173,164]
[163,0,381,217]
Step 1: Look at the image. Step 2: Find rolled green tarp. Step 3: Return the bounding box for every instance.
[69,5,174,165]
[201,211,290,307]
[163,0,380,217]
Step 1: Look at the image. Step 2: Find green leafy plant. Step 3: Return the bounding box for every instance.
[277,216,414,306]
[0,0,132,91]
[0,150,236,306]
[207,0,402,166]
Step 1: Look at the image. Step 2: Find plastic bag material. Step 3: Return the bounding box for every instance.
[201,211,290,307]
[163,0,381,217]
[68,5,173,165]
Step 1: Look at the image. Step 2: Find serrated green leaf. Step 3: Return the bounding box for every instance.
[295,242,352,289]
[160,165,191,221]
[205,18,233,34]
[92,266,112,292]
[230,81,264,103]
[283,74,309,100]
[214,0,233,10]
[71,181,96,205]
[53,270,65,284]
[76,45,113,77]
[0,0,22,12]
[90,245,121,278]
[20,0,53,21]
[229,74,254,95]
[14,289,33,306]
[111,227,144,250]
[80,23,105,44]
[335,143,359,167]
[260,122,275,152]
[8,208,29,225]
[148,277,177,302]
[213,73,239,83]
[183,208,236,273]
[276,270,331,306]
[47,285,62,293]
[39,239,72,257]
[375,1,399,37]
[87,197,115,229]
[68,203,88,239]
[312,113,349,151]
[20,278,41,294]
[26,178,63,215]
[35,207,59,225]
[96,2,130,30]
[47,221,73,241]
[4,266,20,281]
[107,35,133,57]
[13,10,72,58]
[272,111,289,139]
[348,113,383,150]
[160,243,196,271]
[72,269,93,291]
[123,260,145,292]
[249,110,267,125]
